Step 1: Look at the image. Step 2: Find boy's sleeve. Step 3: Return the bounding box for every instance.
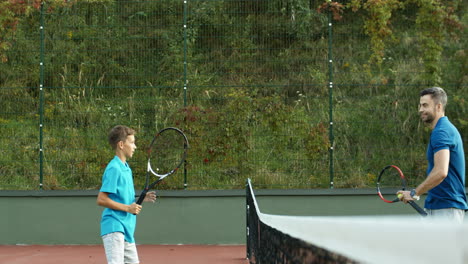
[100,166,119,194]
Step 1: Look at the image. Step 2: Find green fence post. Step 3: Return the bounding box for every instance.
[183,0,188,190]
[327,4,334,189]
[39,1,45,190]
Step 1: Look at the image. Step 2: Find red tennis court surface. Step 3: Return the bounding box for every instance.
[0,245,249,264]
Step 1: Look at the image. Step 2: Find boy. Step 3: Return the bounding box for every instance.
[97,125,156,264]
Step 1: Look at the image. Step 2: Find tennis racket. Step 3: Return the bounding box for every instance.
[376,165,427,216]
[136,127,188,205]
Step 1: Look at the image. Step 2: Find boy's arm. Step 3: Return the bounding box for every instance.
[97,192,142,215]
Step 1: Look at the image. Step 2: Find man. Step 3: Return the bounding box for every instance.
[398,87,467,222]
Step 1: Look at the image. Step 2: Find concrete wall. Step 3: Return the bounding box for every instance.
[1,188,422,245]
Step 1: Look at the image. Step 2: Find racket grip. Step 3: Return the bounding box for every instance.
[408,201,427,216]
[136,190,147,205]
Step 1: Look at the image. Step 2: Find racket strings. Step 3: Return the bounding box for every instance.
[378,168,405,189]
[148,130,187,177]
[377,165,407,203]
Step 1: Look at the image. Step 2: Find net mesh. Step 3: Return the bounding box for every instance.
[246,179,357,264]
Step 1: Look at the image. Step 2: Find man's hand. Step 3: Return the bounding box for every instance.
[396,190,413,204]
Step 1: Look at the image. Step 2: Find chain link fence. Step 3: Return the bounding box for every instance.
[0,0,466,190]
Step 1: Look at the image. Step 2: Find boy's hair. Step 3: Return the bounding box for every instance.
[420,87,447,110]
[108,125,135,150]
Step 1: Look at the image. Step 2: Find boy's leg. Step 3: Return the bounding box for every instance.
[102,232,125,264]
[124,241,140,264]
[124,242,140,264]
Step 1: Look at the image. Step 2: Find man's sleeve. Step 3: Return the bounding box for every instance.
[431,129,451,153]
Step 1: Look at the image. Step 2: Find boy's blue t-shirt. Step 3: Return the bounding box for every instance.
[425,117,467,210]
[100,156,137,243]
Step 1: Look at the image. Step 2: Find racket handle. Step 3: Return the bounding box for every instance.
[408,201,427,216]
[136,190,147,205]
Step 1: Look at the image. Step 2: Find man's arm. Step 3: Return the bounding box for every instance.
[97,191,142,215]
[414,149,449,195]
[398,149,449,202]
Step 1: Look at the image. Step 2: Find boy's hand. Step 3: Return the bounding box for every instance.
[144,191,157,203]
[128,203,142,215]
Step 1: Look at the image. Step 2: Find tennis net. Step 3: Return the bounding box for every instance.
[246,178,468,264]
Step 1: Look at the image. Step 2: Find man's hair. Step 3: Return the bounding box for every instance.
[108,125,135,150]
[420,87,447,110]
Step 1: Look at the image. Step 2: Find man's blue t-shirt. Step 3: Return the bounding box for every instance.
[100,156,137,243]
[425,117,467,210]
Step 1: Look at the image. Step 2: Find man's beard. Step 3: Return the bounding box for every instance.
[420,111,435,124]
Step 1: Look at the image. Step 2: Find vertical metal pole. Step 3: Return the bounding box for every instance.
[183,0,188,189]
[39,2,45,190]
[327,7,334,189]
